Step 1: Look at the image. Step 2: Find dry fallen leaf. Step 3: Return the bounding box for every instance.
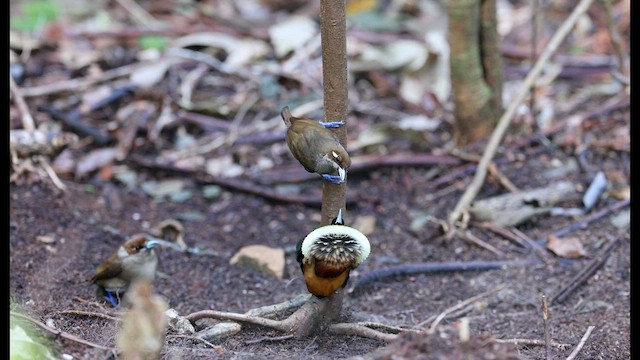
[269,16,318,58]
[547,234,587,259]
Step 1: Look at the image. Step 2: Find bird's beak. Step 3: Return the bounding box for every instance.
[336,209,343,224]
[145,237,164,249]
[338,167,346,182]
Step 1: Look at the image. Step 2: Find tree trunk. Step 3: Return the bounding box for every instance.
[320,0,348,226]
[448,0,503,145]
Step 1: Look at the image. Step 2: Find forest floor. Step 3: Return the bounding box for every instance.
[10,0,629,359]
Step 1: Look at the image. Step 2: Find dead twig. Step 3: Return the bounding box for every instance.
[10,73,35,131]
[601,0,629,80]
[538,199,630,245]
[423,284,507,333]
[459,229,505,257]
[541,295,551,360]
[166,334,218,349]
[20,63,142,98]
[128,154,354,205]
[114,0,164,30]
[448,0,597,230]
[10,311,115,352]
[449,149,519,193]
[244,334,295,345]
[54,309,121,322]
[551,234,624,304]
[473,222,531,247]
[494,338,571,348]
[510,227,554,265]
[565,326,596,360]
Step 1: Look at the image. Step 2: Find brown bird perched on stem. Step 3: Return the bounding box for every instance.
[297,209,371,298]
[281,106,351,184]
[91,234,161,306]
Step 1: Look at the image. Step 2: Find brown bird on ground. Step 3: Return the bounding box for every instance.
[281,106,351,184]
[91,234,161,306]
[296,209,371,298]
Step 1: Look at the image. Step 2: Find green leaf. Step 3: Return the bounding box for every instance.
[138,36,168,51]
[10,316,56,360]
[10,0,59,32]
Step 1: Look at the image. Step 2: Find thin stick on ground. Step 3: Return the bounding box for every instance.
[494,338,571,348]
[449,148,519,193]
[166,334,218,349]
[20,62,142,98]
[541,295,551,360]
[10,311,115,352]
[601,0,629,80]
[244,334,295,345]
[10,74,35,131]
[114,0,163,29]
[541,199,629,245]
[422,284,507,332]
[565,326,596,360]
[460,229,505,257]
[447,0,597,230]
[55,309,121,322]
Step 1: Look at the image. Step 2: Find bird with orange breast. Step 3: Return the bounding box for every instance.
[296,209,370,298]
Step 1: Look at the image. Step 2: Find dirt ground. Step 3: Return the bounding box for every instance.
[10,129,630,359]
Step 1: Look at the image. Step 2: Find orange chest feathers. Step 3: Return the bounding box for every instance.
[302,261,350,298]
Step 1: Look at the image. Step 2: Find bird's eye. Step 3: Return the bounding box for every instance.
[332,151,341,161]
[134,245,144,251]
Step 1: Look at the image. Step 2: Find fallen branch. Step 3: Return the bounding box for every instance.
[128,154,355,206]
[257,154,461,184]
[350,259,539,294]
[448,0,597,229]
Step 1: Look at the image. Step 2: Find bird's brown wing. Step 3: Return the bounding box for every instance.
[286,120,337,173]
[91,254,123,283]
